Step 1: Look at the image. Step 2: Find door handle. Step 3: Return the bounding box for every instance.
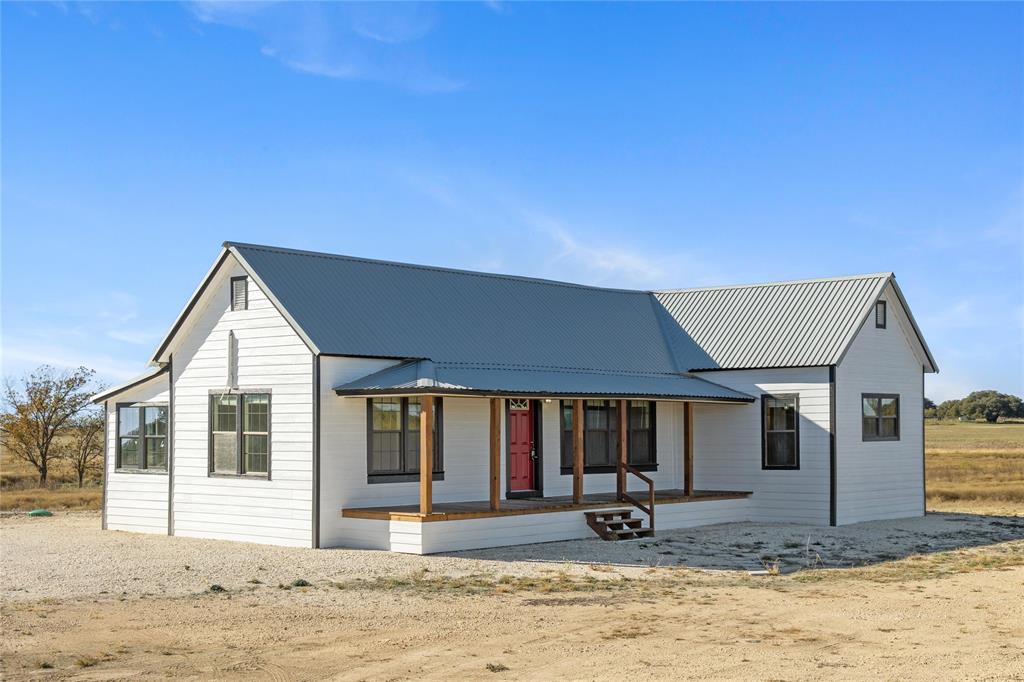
[530,448,538,461]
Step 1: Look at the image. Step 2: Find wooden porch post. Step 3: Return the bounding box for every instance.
[617,399,628,501]
[572,399,584,504]
[683,401,694,496]
[489,398,501,511]
[420,397,434,515]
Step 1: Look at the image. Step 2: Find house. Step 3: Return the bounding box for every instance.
[92,242,937,554]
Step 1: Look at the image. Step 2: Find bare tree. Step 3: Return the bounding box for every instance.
[59,408,106,488]
[0,366,96,485]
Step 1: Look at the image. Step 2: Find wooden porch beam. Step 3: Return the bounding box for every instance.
[489,398,501,511]
[683,401,694,496]
[572,399,584,503]
[420,397,433,515]
[617,399,628,500]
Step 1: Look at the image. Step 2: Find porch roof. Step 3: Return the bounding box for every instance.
[332,359,753,403]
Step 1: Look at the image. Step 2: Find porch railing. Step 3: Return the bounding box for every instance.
[618,463,655,531]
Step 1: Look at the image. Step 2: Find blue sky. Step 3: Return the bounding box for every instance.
[2,1,1021,401]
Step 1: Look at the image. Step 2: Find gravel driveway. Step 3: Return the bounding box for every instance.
[2,511,1022,603]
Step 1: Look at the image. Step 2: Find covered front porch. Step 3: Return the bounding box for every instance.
[330,361,756,552]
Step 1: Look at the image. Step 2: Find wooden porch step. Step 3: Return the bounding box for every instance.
[585,509,653,541]
[584,509,633,521]
[603,518,644,530]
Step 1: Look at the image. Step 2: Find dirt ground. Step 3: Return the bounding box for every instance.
[2,512,1023,680]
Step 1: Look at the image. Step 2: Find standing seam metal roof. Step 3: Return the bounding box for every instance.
[653,274,899,370]
[219,243,933,379]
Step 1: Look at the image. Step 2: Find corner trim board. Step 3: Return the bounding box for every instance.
[168,355,174,536]
[829,364,837,527]
[312,354,321,549]
[102,401,109,531]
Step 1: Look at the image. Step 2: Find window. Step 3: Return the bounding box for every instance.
[231,276,248,311]
[875,300,886,328]
[209,393,271,476]
[762,394,799,469]
[560,400,657,473]
[367,397,443,482]
[117,404,168,471]
[862,394,899,441]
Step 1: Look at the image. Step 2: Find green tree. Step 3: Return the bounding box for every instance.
[0,366,96,484]
[957,390,1023,423]
[936,399,962,421]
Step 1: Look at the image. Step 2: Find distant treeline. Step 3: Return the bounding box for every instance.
[925,390,1023,423]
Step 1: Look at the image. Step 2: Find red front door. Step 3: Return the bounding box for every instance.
[508,400,535,492]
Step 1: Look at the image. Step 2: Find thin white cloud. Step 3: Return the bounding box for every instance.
[186,1,464,93]
[106,329,161,345]
[396,165,726,290]
[1,340,142,384]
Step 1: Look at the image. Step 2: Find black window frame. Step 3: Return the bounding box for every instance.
[115,403,169,473]
[559,399,658,474]
[366,397,444,484]
[230,276,248,312]
[875,300,887,329]
[862,393,900,442]
[207,391,272,478]
[761,393,800,470]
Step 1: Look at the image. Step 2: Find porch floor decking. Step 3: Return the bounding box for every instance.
[341,489,752,523]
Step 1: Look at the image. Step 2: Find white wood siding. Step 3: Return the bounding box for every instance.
[168,256,314,547]
[103,375,170,535]
[835,284,925,524]
[691,367,832,525]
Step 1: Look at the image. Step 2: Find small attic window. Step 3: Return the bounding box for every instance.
[875,300,887,329]
[231,277,248,311]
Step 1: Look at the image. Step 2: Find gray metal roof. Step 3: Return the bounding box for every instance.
[229,243,686,375]
[212,243,935,384]
[333,359,753,402]
[654,274,893,370]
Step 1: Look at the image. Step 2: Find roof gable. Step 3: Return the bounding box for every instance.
[149,242,936,378]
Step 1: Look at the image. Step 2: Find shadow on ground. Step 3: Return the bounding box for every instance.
[449,512,1024,572]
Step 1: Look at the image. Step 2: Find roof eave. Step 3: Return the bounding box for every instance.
[332,386,754,403]
[91,365,169,404]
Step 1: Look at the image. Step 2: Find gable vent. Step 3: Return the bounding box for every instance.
[231,276,248,311]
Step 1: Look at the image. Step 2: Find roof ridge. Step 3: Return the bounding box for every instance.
[653,272,893,295]
[224,241,647,296]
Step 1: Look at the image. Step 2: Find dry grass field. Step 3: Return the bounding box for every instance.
[925,421,1024,515]
[0,444,102,512]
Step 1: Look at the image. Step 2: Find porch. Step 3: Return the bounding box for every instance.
[342,489,752,522]
[330,366,756,552]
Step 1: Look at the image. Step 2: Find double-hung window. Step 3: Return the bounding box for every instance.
[862,394,899,441]
[117,404,168,471]
[367,397,443,483]
[762,394,799,469]
[560,400,657,473]
[209,392,271,477]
